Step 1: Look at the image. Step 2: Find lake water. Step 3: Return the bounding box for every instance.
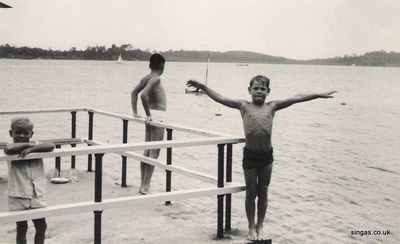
[1,59,399,243]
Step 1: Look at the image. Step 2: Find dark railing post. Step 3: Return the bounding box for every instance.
[165,128,173,205]
[94,153,104,244]
[225,143,233,232]
[121,119,128,187]
[71,111,77,169]
[217,144,225,239]
[55,144,61,177]
[88,111,94,172]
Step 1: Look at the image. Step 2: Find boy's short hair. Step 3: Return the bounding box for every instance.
[11,117,33,130]
[249,75,270,88]
[149,54,165,70]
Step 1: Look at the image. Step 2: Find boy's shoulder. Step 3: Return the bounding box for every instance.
[141,74,161,85]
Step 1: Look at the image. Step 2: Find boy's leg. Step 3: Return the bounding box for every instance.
[32,218,47,244]
[256,163,273,240]
[244,168,258,240]
[16,220,28,244]
[140,124,152,190]
[140,125,164,194]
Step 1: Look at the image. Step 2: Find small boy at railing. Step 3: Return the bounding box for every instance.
[187,76,335,241]
[3,117,55,244]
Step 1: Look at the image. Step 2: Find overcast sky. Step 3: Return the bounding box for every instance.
[1,0,399,60]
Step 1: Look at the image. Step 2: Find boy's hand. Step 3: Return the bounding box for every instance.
[187,80,203,90]
[133,113,141,118]
[319,91,336,98]
[145,115,152,125]
[19,147,32,158]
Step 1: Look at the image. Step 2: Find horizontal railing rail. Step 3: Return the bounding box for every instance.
[0,136,243,162]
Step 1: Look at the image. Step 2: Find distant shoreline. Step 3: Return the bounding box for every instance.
[1,44,399,67]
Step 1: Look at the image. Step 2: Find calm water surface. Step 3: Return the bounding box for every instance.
[1,59,399,243]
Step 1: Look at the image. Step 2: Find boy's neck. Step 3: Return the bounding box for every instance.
[150,69,162,75]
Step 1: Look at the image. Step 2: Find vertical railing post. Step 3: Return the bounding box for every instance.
[71,111,77,169]
[217,144,225,239]
[55,144,61,177]
[87,111,94,172]
[94,153,104,244]
[165,128,173,205]
[225,143,233,232]
[121,119,128,187]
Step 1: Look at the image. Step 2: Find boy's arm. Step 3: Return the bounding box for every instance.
[4,142,55,158]
[187,80,243,109]
[274,91,336,111]
[131,81,145,117]
[4,142,34,155]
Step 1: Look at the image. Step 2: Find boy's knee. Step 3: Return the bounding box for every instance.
[17,221,28,232]
[149,149,160,158]
[246,188,257,200]
[33,219,47,233]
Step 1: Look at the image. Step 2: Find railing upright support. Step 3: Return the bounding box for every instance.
[165,128,173,205]
[71,111,77,169]
[121,119,128,187]
[55,144,61,176]
[87,111,94,172]
[94,153,104,244]
[217,144,225,239]
[225,143,233,231]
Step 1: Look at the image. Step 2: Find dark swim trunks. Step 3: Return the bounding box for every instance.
[242,147,273,169]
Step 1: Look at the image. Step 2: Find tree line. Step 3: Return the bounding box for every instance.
[0,44,152,61]
[1,44,399,67]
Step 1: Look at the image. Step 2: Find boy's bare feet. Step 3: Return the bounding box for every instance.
[246,227,257,240]
[256,224,267,240]
[139,185,151,195]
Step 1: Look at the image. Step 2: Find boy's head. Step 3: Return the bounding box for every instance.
[249,75,270,88]
[149,53,165,72]
[248,75,270,105]
[9,117,34,143]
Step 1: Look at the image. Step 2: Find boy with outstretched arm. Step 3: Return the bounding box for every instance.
[187,76,335,241]
[4,117,55,244]
[131,54,167,195]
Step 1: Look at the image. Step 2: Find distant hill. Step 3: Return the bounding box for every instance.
[304,50,400,67]
[1,44,399,67]
[160,50,295,64]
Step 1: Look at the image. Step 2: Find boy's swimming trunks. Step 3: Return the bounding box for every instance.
[242,147,273,169]
[150,109,166,122]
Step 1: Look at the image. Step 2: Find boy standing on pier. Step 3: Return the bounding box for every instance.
[187,76,335,240]
[131,54,167,194]
[4,117,55,244]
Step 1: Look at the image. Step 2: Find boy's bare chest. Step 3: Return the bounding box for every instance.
[241,105,274,133]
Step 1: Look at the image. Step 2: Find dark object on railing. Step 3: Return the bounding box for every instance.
[71,111,77,168]
[121,119,128,187]
[87,111,94,172]
[217,144,225,239]
[165,128,173,205]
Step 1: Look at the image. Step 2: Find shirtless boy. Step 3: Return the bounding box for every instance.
[187,76,335,240]
[131,54,166,194]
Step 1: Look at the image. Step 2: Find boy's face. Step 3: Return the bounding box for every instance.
[248,82,270,105]
[9,122,34,143]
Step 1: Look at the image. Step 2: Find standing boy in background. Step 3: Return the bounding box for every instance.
[187,76,335,241]
[4,117,55,244]
[131,54,167,195]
